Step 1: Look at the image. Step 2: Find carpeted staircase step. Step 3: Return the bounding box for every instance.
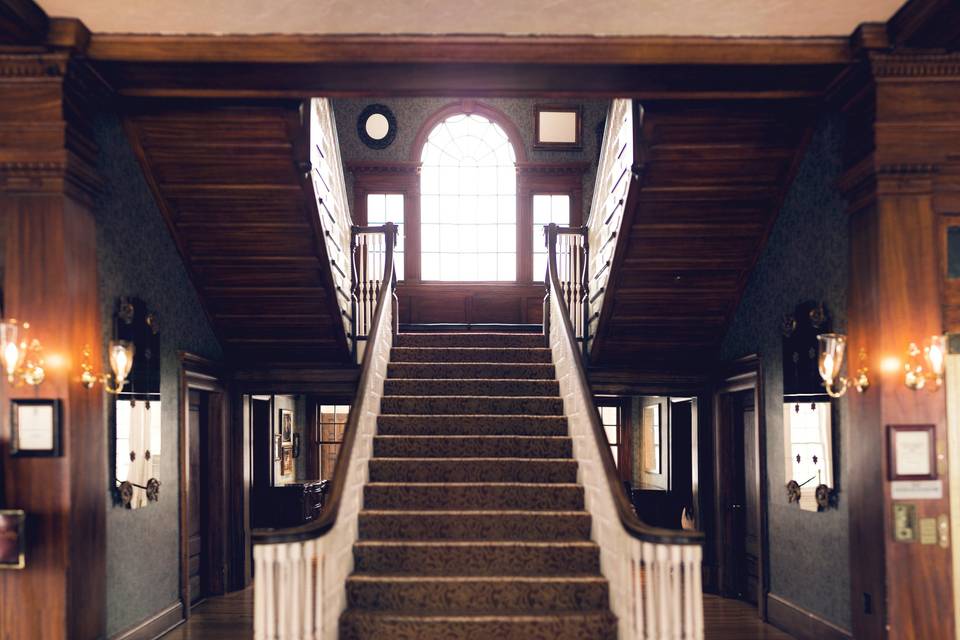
[391,347,552,363]
[381,396,563,416]
[358,510,592,541]
[377,414,568,436]
[339,610,618,640]
[353,540,600,576]
[384,378,559,397]
[363,482,584,510]
[368,458,578,483]
[388,362,556,379]
[346,575,609,612]
[373,435,572,458]
[395,332,547,348]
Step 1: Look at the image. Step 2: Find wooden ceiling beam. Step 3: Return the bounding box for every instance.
[85,34,851,66]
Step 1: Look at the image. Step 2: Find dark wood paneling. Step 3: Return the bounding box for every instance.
[836,45,958,640]
[0,51,107,640]
[592,100,813,371]
[125,104,351,367]
[0,0,48,44]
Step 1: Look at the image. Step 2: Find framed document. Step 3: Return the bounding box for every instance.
[11,399,61,457]
[888,424,937,481]
[0,510,26,569]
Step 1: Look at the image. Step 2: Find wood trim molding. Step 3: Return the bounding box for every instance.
[766,593,852,640]
[347,161,420,175]
[0,0,48,45]
[108,602,184,640]
[408,99,528,162]
[85,33,852,66]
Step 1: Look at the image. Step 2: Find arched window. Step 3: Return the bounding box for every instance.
[419,113,517,281]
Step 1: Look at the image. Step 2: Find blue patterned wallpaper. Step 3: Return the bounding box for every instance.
[331,98,609,216]
[720,115,851,629]
[93,113,223,636]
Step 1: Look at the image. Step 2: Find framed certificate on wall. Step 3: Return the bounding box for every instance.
[11,399,61,457]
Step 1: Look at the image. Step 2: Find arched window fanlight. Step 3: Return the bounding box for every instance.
[419,113,517,281]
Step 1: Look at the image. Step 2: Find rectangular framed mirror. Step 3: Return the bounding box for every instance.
[783,401,833,511]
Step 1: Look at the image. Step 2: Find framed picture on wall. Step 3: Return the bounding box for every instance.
[281,445,294,477]
[11,399,61,457]
[280,409,293,443]
[887,424,937,481]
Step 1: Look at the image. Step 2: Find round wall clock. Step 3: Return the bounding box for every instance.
[357,104,397,150]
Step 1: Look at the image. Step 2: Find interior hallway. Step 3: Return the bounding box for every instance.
[160,589,795,640]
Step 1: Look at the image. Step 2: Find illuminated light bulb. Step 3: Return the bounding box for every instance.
[0,320,24,384]
[107,340,135,392]
[880,356,902,374]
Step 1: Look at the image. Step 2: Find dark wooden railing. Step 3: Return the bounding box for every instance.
[546,222,704,640]
[251,223,397,639]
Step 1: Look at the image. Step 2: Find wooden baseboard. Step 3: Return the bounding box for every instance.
[110,601,184,640]
[766,593,851,640]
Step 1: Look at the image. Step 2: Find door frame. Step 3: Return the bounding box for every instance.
[178,352,230,617]
[712,354,769,620]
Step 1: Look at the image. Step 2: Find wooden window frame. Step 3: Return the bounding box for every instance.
[595,395,632,484]
[349,165,585,286]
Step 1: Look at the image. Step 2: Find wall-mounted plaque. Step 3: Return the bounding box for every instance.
[888,424,937,481]
[11,399,61,457]
[0,510,25,569]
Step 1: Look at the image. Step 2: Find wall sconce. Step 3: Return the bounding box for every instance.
[817,333,869,398]
[0,319,45,387]
[80,340,135,394]
[904,335,946,391]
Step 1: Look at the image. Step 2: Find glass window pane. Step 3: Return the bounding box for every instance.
[610,446,619,467]
[422,223,440,252]
[420,113,517,281]
[498,224,516,253]
[422,253,440,280]
[497,254,516,280]
[533,195,551,224]
[367,194,385,222]
[604,425,618,445]
[422,195,440,223]
[475,253,494,280]
[533,254,547,280]
[385,195,404,221]
[553,195,570,223]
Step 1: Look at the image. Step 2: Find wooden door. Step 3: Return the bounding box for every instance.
[738,392,760,605]
[187,390,208,606]
[718,388,760,606]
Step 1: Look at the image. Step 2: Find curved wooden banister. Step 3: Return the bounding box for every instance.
[546,222,702,548]
[252,222,397,546]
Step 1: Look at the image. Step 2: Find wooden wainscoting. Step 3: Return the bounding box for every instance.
[396,281,547,326]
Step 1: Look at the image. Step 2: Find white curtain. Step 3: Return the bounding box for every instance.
[126,401,151,508]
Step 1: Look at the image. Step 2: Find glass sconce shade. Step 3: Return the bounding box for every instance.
[926,335,946,378]
[0,320,22,383]
[109,340,135,388]
[817,333,846,385]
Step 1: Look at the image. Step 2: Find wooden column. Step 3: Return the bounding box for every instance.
[838,43,960,640]
[0,50,106,640]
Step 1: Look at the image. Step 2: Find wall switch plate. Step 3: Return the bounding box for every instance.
[893,503,918,542]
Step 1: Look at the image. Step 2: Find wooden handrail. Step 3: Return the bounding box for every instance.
[545,223,702,546]
[252,222,397,546]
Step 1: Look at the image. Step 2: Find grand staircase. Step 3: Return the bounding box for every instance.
[339,331,619,639]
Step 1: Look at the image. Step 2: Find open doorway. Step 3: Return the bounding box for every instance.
[178,354,231,614]
[713,357,768,618]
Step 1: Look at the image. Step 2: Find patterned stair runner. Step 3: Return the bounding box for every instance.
[339,332,618,640]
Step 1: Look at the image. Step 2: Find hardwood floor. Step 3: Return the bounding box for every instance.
[704,594,795,639]
[161,589,253,640]
[158,588,794,639]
